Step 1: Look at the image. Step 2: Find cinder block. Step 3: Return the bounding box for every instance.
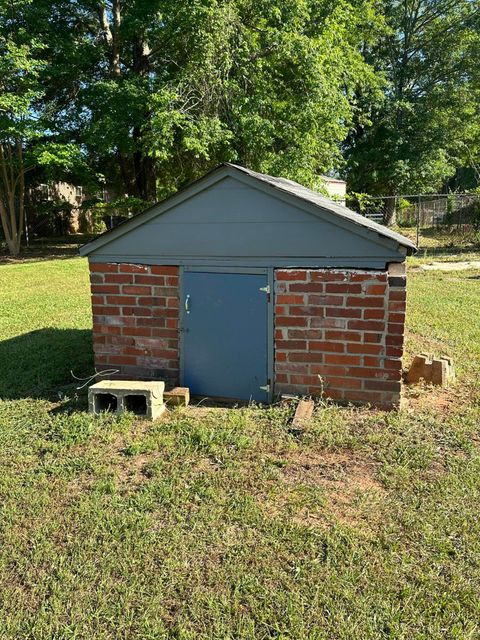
[431,357,455,386]
[405,353,432,384]
[164,387,190,407]
[405,354,454,387]
[88,380,165,420]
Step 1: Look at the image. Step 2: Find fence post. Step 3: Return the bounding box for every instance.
[24,206,30,247]
[416,195,420,248]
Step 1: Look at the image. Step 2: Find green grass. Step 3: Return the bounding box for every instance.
[397,225,480,260]
[0,255,480,638]
[406,268,480,379]
[0,258,92,399]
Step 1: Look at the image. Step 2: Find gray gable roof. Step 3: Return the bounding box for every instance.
[228,164,416,252]
[80,163,416,257]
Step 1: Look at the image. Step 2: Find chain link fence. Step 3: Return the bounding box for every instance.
[347,193,480,249]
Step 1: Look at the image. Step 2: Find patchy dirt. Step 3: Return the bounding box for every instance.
[280,450,380,488]
[115,453,154,490]
[183,404,236,419]
[261,450,386,530]
[403,382,460,415]
[419,261,480,271]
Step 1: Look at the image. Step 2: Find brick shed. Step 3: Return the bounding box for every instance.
[80,164,416,409]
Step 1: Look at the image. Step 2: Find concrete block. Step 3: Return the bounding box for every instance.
[405,353,431,384]
[431,357,455,386]
[405,354,454,387]
[164,387,190,407]
[88,380,165,420]
[388,262,406,276]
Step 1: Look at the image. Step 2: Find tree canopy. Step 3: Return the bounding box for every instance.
[27,0,386,197]
[0,0,479,252]
[345,0,480,201]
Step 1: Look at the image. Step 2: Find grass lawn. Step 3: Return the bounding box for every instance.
[397,226,480,261]
[0,252,479,638]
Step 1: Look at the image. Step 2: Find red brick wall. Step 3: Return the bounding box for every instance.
[89,262,180,385]
[274,266,406,409]
[88,261,406,408]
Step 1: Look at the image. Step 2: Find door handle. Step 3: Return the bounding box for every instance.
[185,294,191,314]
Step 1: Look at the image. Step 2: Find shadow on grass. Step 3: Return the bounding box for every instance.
[0,245,82,265]
[415,244,480,256]
[0,235,97,264]
[0,328,94,400]
[415,228,480,255]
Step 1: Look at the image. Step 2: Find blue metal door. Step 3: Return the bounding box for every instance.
[182,271,269,402]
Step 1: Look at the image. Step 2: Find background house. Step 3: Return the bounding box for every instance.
[321,176,347,204]
[26,182,120,237]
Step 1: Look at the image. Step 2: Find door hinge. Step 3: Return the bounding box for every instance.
[259,383,270,393]
[259,285,270,294]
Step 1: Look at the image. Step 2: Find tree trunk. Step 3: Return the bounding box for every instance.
[117,149,134,195]
[16,139,25,252]
[0,140,24,256]
[131,33,155,202]
[384,196,397,226]
[132,128,156,201]
[0,199,19,255]
[97,5,156,201]
[98,1,121,76]
[111,0,121,76]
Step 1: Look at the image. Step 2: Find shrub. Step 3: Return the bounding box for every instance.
[33,198,75,236]
[78,202,108,234]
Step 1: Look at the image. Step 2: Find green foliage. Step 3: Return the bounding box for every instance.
[35,198,74,236]
[396,197,410,212]
[0,3,95,254]
[443,194,456,226]
[465,188,480,231]
[77,205,107,235]
[1,0,479,252]
[32,143,94,185]
[0,33,44,134]
[346,191,382,214]
[471,200,480,231]
[0,4,45,254]
[103,196,148,218]
[345,0,480,196]
[78,196,147,233]
[24,0,386,199]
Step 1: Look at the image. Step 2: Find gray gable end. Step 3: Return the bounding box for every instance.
[80,165,415,269]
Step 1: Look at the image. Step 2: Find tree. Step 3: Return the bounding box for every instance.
[0,4,44,255]
[26,0,385,201]
[0,0,98,255]
[345,0,480,224]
